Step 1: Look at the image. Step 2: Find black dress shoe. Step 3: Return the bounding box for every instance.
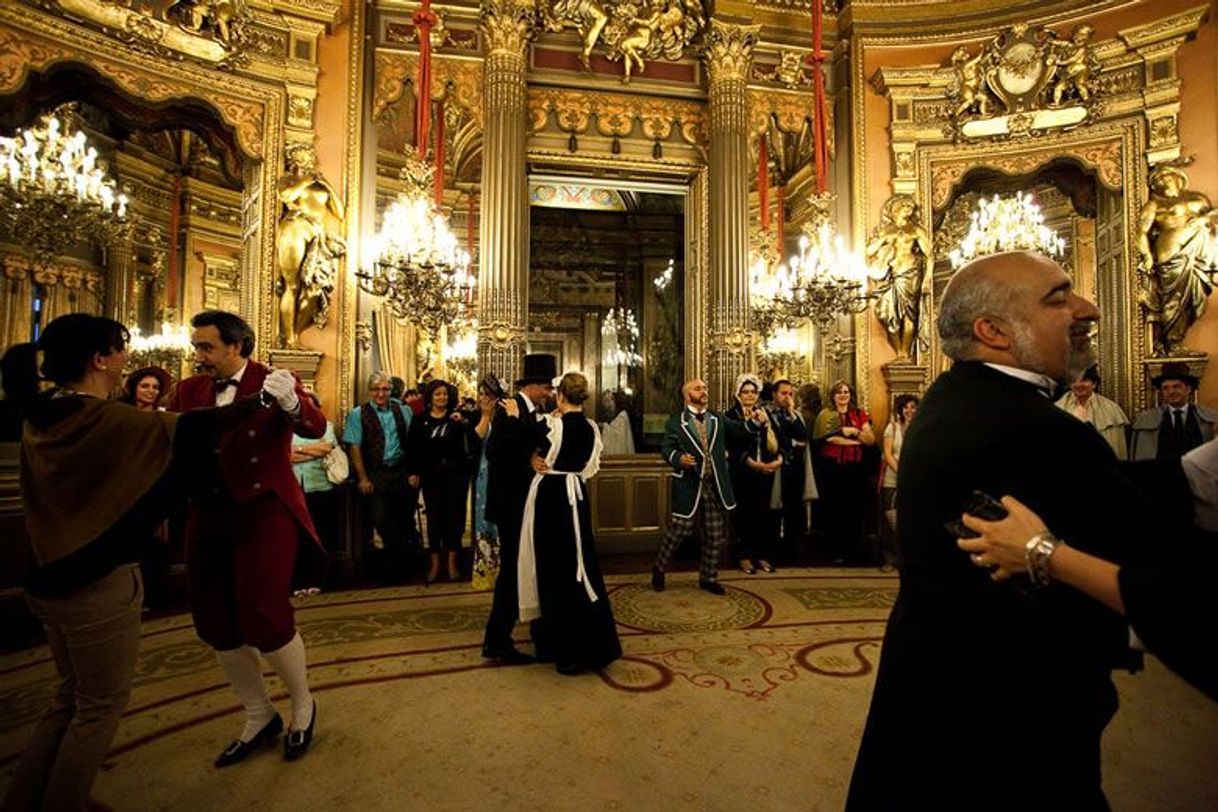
[283,701,316,761]
[481,643,535,665]
[698,579,726,596]
[555,661,584,676]
[214,713,283,768]
[651,567,665,592]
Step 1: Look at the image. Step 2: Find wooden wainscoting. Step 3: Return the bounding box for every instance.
[587,454,671,554]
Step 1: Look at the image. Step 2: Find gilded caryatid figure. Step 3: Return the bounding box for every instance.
[1137,165,1218,357]
[867,195,933,361]
[275,143,346,349]
[1047,24,1094,107]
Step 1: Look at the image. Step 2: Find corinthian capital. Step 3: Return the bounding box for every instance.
[481,0,539,55]
[703,19,762,85]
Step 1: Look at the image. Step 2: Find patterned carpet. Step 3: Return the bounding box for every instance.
[1,569,1215,811]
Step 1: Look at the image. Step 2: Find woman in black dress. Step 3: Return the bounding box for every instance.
[725,373,783,575]
[517,372,621,675]
[407,379,472,584]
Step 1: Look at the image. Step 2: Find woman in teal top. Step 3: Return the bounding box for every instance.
[292,393,341,556]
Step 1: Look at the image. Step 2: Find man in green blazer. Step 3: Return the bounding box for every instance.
[651,378,763,594]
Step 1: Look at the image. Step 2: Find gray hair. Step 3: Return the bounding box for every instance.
[366,371,392,390]
[936,256,1022,361]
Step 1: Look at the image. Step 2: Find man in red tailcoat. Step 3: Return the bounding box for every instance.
[170,310,325,766]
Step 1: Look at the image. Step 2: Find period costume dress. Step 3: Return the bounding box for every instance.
[518,411,621,672]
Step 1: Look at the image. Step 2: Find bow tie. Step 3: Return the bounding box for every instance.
[691,411,706,422]
[213,378,238,392]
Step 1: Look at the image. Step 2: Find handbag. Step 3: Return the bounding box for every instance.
[323,444,349,485]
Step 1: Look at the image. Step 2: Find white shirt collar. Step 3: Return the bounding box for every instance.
[522,395,537,414]
[228,361,249,383]
[984,363,1057,397]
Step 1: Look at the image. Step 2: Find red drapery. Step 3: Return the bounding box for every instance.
[810,0,829,195]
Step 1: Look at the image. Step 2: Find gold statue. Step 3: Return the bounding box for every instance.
[167,0,246,48]
[1137,165,1218,357]
[545,0,610,70]
[1047,24,1094,107]
[275,143,346,349]
[867,195,934,361]
[951,45,992,118]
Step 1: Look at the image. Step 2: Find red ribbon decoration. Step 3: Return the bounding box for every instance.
[413,0,436,155]
[810,0,828,195]
[758,134,770,232]
[776,185,786,258]
[434,99,446,207]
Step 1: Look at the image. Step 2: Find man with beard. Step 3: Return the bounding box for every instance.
[846,252,1194,809]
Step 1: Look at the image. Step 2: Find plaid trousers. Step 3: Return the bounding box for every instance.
[654,482,731,581]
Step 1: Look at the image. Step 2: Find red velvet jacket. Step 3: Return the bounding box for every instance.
[169,360,325,544]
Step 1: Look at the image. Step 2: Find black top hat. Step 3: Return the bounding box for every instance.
[1151,361,1199,389]
[516,354,557,387]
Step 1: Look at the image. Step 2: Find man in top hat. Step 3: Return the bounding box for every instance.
[1130,361,1216,460]
[481,353,557,664]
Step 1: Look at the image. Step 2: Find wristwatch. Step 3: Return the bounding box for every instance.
[1025,532,1061,588]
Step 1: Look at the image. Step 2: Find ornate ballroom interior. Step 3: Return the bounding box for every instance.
[0,0,1216,809]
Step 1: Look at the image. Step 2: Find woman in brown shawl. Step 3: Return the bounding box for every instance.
[3,314,258,812]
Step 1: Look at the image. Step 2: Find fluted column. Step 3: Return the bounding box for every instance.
[704,20,761,407]
[103,230,135,324]
[477,0,536,387]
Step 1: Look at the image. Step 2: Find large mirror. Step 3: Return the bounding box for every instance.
[527,180,685,454]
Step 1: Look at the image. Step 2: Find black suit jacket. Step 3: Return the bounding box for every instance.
[483,393,542,531]
[847,361,1190,810]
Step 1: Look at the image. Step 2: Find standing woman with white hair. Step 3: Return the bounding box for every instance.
[725,374,783,574]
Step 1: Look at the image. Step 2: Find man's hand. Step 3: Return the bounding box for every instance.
[358,477,374,495]
[679,453,697,469]
[263,368,300,413]
[530,453,550,474]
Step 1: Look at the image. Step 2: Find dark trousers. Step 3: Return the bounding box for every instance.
[483,510,522,649]
[365,464,418,575]
[304,488,341,552]
[780,459,808,548]
[422,473,469,551]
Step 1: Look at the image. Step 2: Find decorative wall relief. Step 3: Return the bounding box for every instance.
[540,0,705,83]
[947,23,1098,140]
[866,195,933,362]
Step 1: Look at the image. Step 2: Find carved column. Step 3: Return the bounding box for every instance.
[477,0,536,387]
[704,20,761,407]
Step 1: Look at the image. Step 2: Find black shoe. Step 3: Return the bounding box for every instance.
[651,567,665,592]
[214,713,283,768]
[481,643,535,665]
[283,702,316,761]
[556,661,584,676]
[698,579,726,596]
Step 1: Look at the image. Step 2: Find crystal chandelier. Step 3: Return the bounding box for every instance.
[602,306,642,368]
[0,108,130,268]
[948,192,1067,268]
[757,325,806,381]
[751,1,871,334]
[445,322,478,379]
[128,321,193,371]
[356,0,474,337]
[358,146,475,335]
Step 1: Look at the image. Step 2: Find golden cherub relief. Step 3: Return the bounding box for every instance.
[542,0,706,83]
[947,23,1097,129]
[1137,165,1218,357]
